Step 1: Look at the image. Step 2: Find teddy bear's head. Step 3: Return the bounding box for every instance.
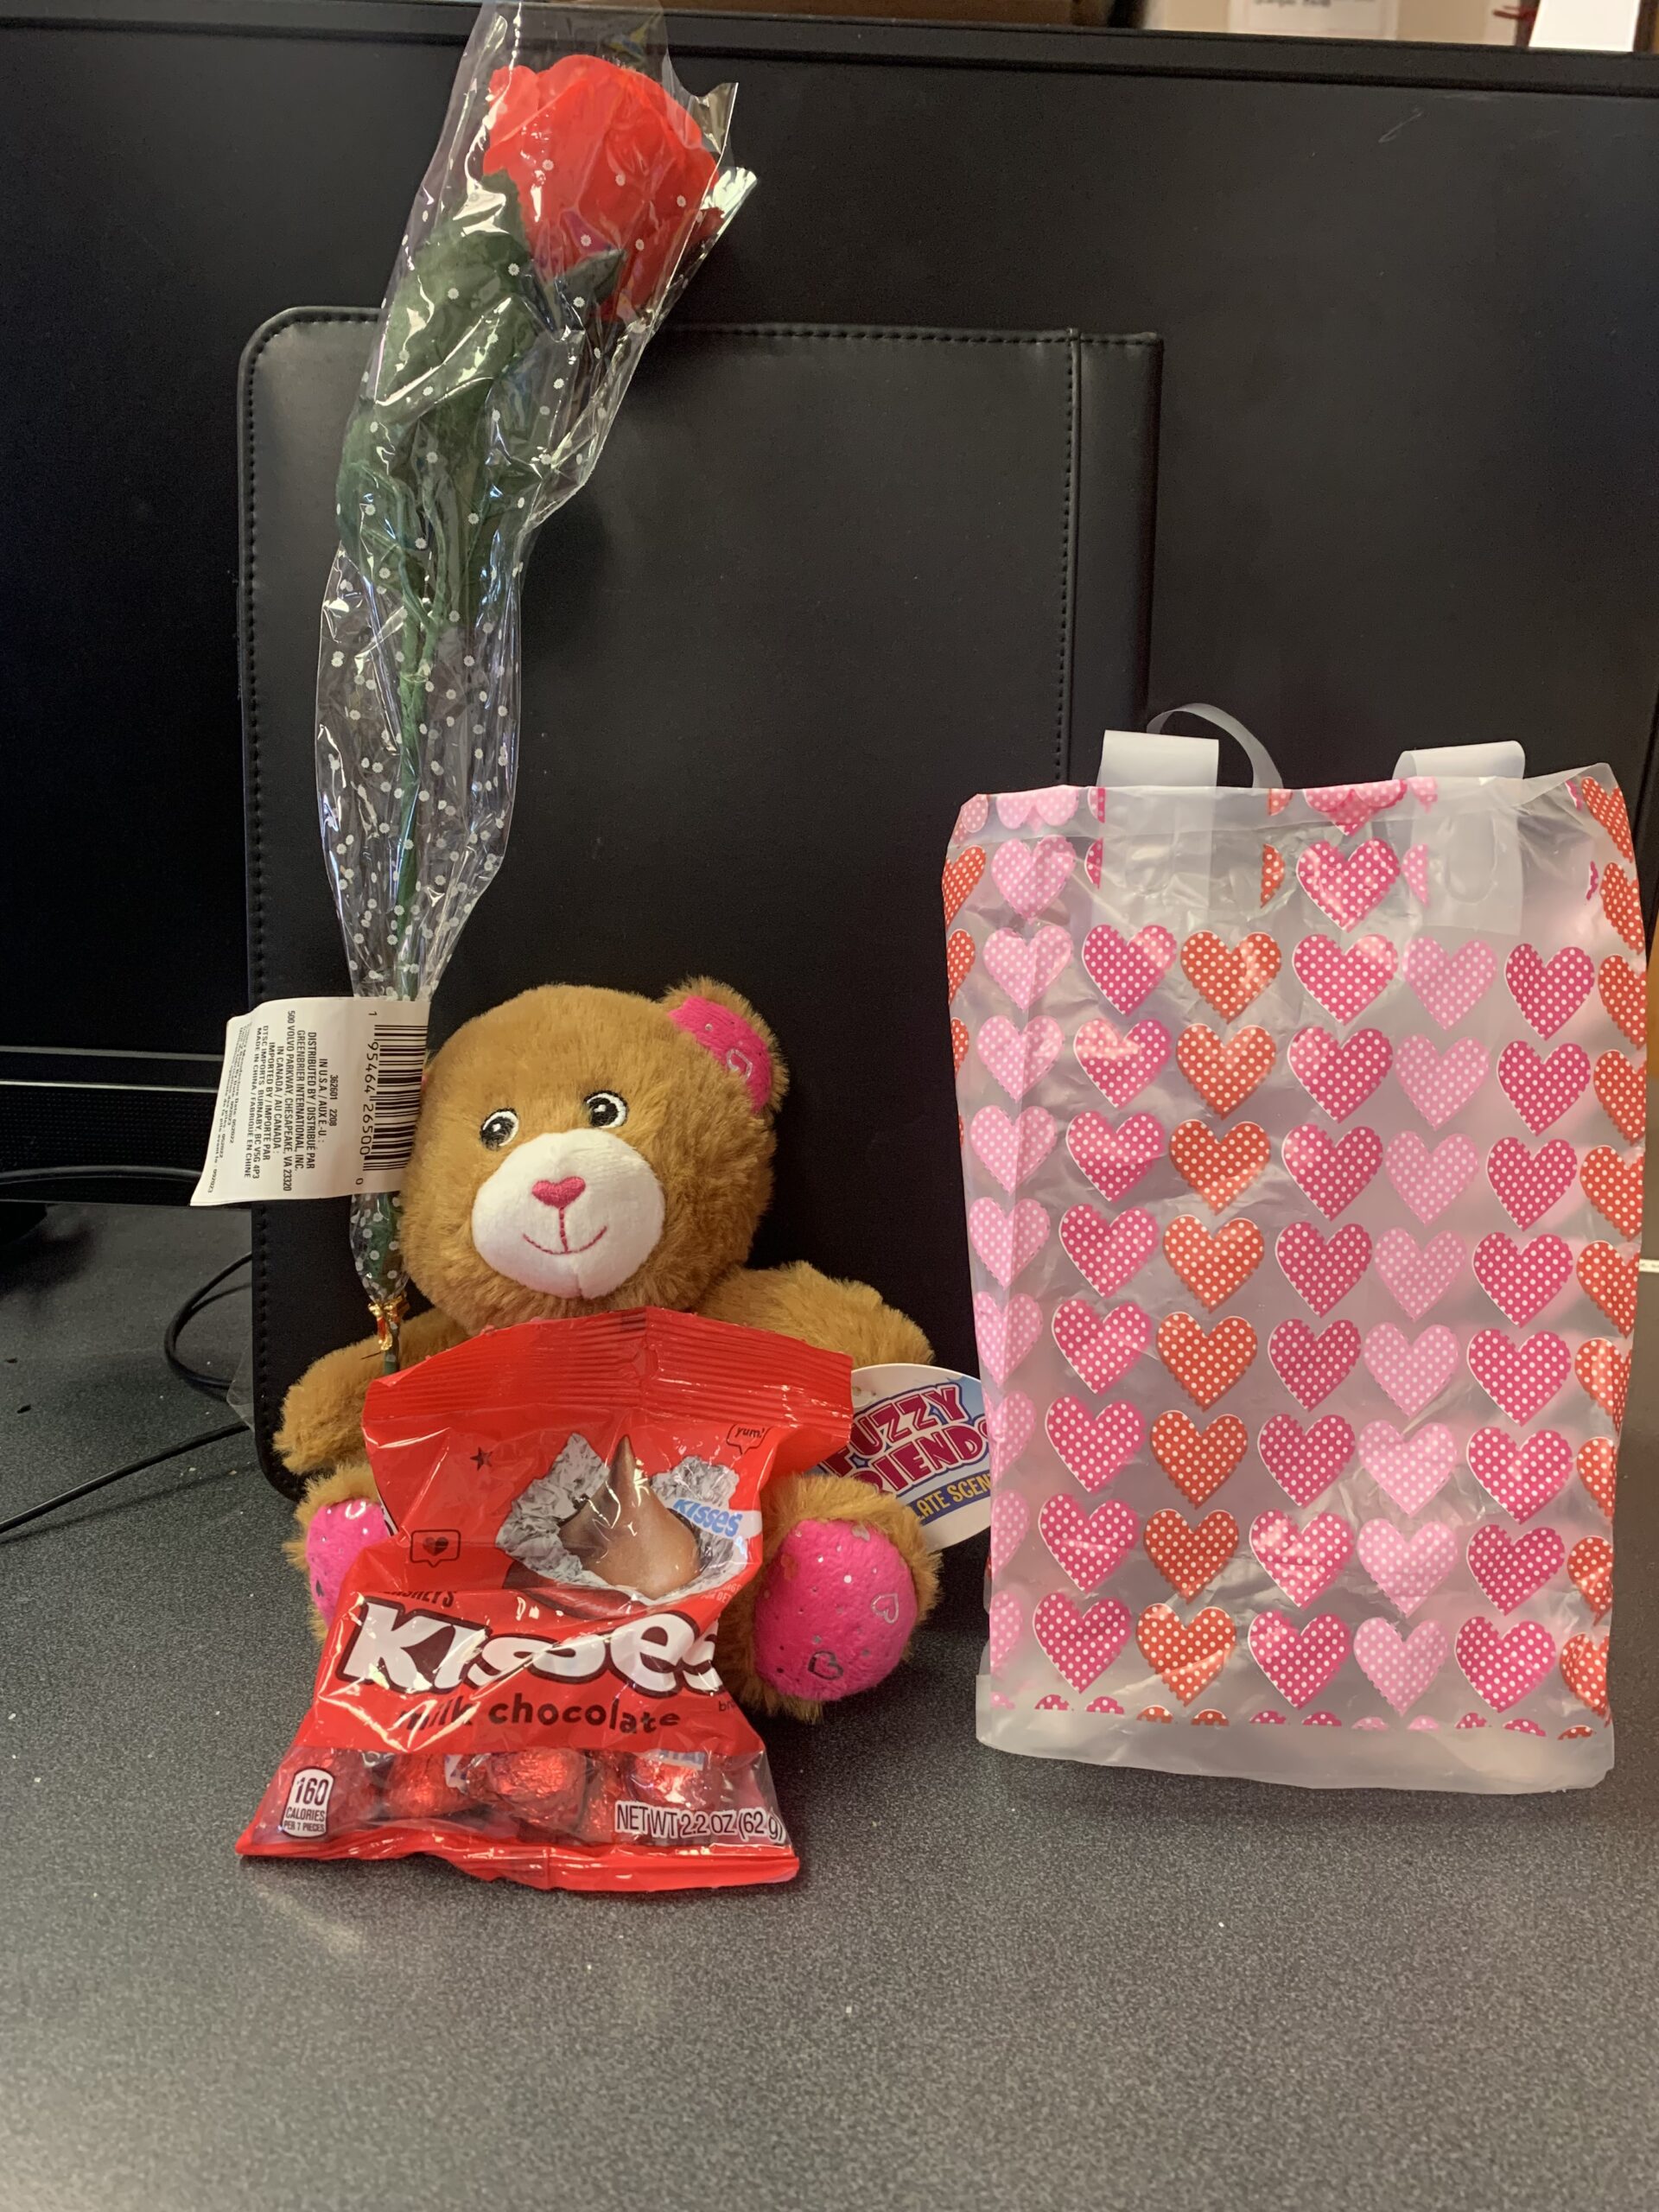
[399,978,785,1334]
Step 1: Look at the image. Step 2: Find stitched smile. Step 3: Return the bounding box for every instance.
[521,1225,609,1259]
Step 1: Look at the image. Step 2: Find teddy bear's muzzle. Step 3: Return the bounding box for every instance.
[470,1129,665,1300]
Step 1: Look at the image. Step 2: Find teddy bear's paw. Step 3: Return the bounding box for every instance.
[751,1519,918,1702]
[304,1497,392,1623]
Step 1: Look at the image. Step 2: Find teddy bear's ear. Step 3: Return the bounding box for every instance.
[659,977,789,1117]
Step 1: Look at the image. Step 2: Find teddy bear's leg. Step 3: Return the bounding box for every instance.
[716,1473,939,1720]
[283,1459,390,1637]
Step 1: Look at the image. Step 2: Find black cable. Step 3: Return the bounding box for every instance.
[0,1423,243,1540]
[0,1165,200,1188]
[162,1253,251,1399]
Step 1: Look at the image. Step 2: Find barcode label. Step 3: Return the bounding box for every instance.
[364,1022,428,1171]
[192,996,431,1206]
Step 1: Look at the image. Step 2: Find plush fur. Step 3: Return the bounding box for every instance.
[278,977,939,1717]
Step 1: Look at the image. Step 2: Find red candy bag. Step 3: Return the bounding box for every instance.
[239,1308,850,1891]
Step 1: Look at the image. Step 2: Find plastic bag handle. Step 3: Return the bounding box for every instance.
[1096,703,1283,790]
[1395,741,1527,779]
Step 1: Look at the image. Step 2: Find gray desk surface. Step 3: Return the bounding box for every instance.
[3,1203,1656,2212]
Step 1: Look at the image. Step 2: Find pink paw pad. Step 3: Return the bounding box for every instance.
[753,1518,918,1702]
[304,1497,391,1622]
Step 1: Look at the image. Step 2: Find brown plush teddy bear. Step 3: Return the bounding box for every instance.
[277,977,939,1717]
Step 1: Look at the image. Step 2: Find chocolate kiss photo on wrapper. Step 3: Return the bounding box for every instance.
[239,1309,852,1891]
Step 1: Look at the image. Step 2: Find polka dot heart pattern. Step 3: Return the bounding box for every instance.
[1033,1592,1132,1693]
[1180,930,1281,1021]
[1168,1119,1271,1211]
[1143,1507,1239,1601]
[1176,1024,1275,1115]
[1353,1618,1449,1713]
[1465,1427,1573,1521]
[1455,1618,1556,1711]
[941,845,985,926]
[1567,1534,1614,1621]
[1136,1604,1236,1705]
[1293,933,1398,1025]
[1580,775,1635,860]
[1560,1632,1611,1717]
[1505,944,1595,1038]
[1156,1312,1258,1408]
[1150,1409,1249,1505]
[1592,1051,1645,1143]
[951,763,1634,1786]
[1163,1214,1265,1310]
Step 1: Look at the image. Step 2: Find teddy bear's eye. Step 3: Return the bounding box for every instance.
[584,1090,628,1130]
[479,1109,519,1149]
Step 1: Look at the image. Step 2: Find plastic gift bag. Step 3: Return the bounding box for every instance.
[947,712,1642,1790]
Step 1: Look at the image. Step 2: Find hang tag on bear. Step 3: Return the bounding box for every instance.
[818,1364,990,1550]
[192,996,429,1205]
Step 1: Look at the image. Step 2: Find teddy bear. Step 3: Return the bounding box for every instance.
[276,976,940,1718]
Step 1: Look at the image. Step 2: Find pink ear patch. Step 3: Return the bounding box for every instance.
[669,995,774,1115]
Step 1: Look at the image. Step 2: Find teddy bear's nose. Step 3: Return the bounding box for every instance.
[531,1176,587,1212]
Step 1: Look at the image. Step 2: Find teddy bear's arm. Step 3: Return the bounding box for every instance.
[275,1306,469,1478]
[698,1261,931,1368]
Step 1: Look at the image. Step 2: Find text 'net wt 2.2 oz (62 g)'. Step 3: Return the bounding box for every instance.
[239,1308,850,1891]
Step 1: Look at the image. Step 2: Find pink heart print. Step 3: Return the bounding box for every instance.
[1065,1111,1166,1202]
[969,1197,1051,1288]
[1472,1232,1573,1326]
[1465,1427,1573,1520]
[1258,1415,1356,1506]
[1275,1222,1373,1316]
[1355,1522,1456,1615]
[1467,1329,1571,1423]
[976,1014,1065,1102]
[1363,1324,1459,1416]
[1074,1017,1172,1109]
[1282,1124,1382,1217]
[1082,923,1177,1013]
[1306,781,1406,837]
[1287,1027,1392,1120]
[1039,1494,1140,1591]
[1296,839,1401,930]
[1357,1421,1458,1513]
[1455,1617,1556,1711]
[1353,1618,1449,1713]
[1402,845,1431,905]
[974,1293,1043,1387]
[1293,934,1398,1024]
[1085,840,1103,888]
[969,1105,1058,1192]
[1372,1230,1466,1319]
[1402,938,1497,1030]
[1053,1299,1152,1394]
[988,1590,1023,1669]
[1045,1397,1145,1493]
[1059,1205,1159,1297]
[997,786,1079,830]
[1487,1137,1577,1228]
[1506,943,1595,1038]
[1466,1523,1567,1615]
[988,1491,1028,1575]
[1496,1040,1591,1134]
[1250,1510,1354,1607]
[1402,777,1439,808]
[990,835,1077,920]
[1034,1592,1132,1693]
[985,1389,1035,1479]
[1394,1035,1489,1128]
[1249,1612,1351,1707]
[984,925,1072,1010]
[1385,1132,1480,1223]
[952,794,990,842]
[1269,1319,1361,1410]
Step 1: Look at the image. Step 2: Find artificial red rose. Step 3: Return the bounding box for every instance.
[481,56,715,316]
